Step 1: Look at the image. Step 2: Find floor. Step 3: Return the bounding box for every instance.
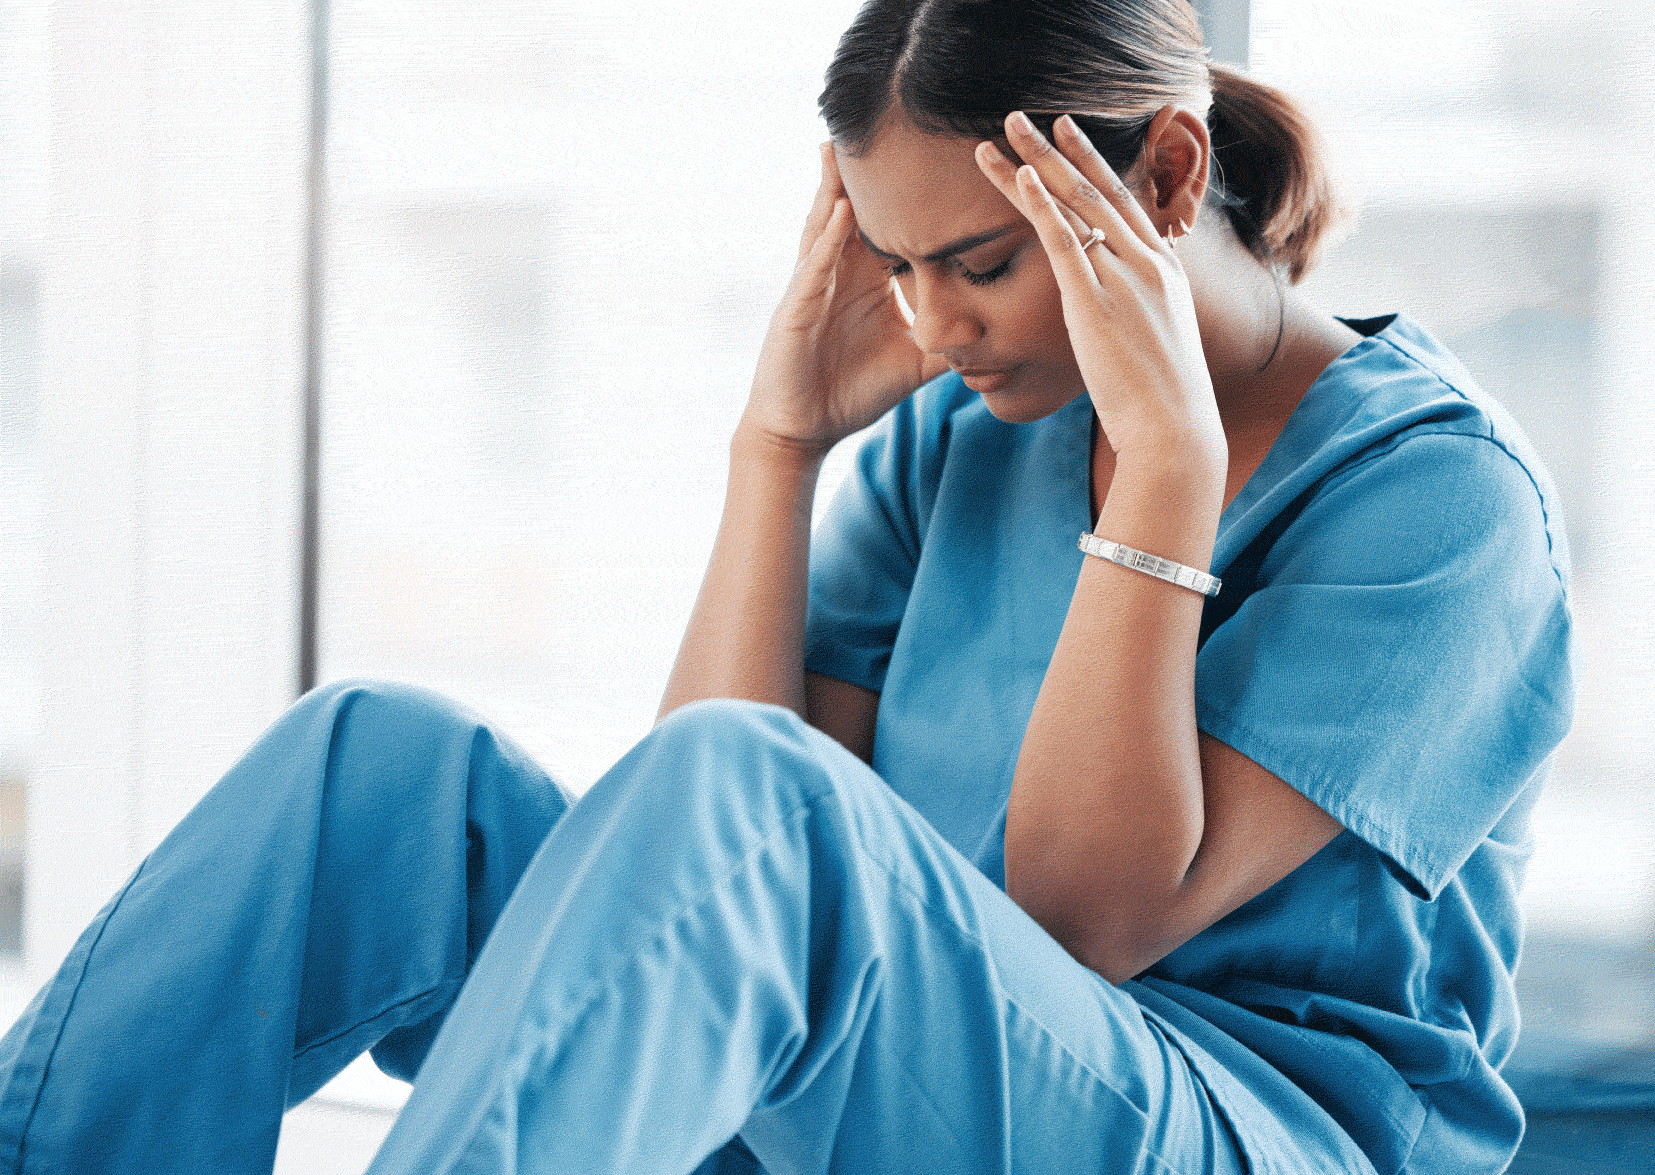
[276,1100,398,1175]
[275,1054,407,1174]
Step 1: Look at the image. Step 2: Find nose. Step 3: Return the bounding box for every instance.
[904,274,983,359]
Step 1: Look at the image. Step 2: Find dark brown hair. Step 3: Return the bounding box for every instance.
[819,0,1351,283]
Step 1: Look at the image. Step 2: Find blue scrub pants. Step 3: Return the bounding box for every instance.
[0,680,1256,1174]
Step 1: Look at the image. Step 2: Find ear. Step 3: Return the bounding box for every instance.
[1126,105,1209,240]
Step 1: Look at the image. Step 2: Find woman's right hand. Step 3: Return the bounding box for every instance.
[741,143,947,456]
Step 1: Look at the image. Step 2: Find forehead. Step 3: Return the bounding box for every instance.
[834,119,1019,257]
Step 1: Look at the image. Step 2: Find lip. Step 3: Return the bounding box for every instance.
[953,366,1016,393]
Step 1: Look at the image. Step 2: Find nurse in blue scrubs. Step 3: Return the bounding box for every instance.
[0,2,1573,1174]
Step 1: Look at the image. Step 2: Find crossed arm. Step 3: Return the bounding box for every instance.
[657,427,1341,986]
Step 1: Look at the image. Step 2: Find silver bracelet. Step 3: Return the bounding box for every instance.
[1077,532,1221,598]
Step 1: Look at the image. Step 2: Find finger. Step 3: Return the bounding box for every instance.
[974,136,1021,192]
[1003,111,1156,262]
[798,142,847,262]
[976,140,1114,264]
[979,125,1114,253]
[804,197,855,277]
[779,196,853,320]
[1053,114,1168,251]
[1051,196,1099,251]
[1012,164,1108,293]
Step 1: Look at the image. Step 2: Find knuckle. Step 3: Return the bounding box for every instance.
[1144,254,1179,288]
[1083,287,1120,318]
[1071,179,1104,206]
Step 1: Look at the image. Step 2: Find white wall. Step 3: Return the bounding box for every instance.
[26,0,309,984]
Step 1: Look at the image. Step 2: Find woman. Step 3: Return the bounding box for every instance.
[0,2,1571,1173]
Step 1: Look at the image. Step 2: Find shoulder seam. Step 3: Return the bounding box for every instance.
[1369,331,1565,592]
[1334,424,1569,595]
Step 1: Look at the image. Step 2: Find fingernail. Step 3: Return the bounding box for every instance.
[1057,114,1077,135]
[1010,111,1035,135]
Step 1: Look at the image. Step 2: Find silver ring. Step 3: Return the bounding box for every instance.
[1080,225,1107,251]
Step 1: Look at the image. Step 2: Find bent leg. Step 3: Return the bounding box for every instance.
[365,699,1345,1175]
[0,679,568,1175]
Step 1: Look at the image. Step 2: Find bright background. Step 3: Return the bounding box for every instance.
[0,0,1649,1169]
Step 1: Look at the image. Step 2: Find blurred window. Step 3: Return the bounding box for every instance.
[317,0,872,786]
[0,0,49,959]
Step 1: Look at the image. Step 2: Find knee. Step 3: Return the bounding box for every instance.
[186,679,491,845]
[652,697,816,756]
[289,678,488,793]
[639,697,865,808]
[299,677,480,736]
[656,696,798,727]
[286,679,567,865]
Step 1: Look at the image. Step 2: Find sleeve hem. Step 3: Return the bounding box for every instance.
[802,653,887,697]
[1196,704,1452,901]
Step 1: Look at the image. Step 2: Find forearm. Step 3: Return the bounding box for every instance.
[1006,445,1226,980]
[657,420,827,723]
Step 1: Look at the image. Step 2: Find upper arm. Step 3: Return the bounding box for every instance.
[804,670,879,764]
[1188,732,1344,904]
[1081,733,1342,983]
[1193,432,1572,900]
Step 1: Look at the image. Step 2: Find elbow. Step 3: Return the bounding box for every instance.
[1027,914,1156,985]
[1005,879,1177,987]
[1003,823,1201,985]
[1074,933,1172,986]
[1006,856,1196,986]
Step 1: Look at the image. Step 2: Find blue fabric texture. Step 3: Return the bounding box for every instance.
[804,313,1575,1175]
[0,682,1369,1175]
[0,681,572,1172]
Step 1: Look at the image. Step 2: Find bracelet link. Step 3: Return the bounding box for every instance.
[1077,532,1221,598]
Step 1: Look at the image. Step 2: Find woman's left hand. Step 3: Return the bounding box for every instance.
[975,112,1223,463]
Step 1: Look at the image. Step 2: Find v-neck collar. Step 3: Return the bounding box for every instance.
[1068,315,1393,568]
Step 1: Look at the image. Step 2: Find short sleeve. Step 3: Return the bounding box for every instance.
[1195,432,1574,900]
[802,392,944,694]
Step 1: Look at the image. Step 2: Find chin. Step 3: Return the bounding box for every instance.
[976,386,1088,426]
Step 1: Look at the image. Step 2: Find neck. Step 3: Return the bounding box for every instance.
[1182,231,1360,440]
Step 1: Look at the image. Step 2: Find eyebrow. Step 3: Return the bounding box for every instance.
[858,221,1024,265]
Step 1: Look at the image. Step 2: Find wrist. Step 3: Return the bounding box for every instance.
[731,417,834,475]
[1107,443,1226,504]
[1090,446,1227,563]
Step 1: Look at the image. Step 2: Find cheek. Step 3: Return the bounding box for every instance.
[1003,263,1070,349]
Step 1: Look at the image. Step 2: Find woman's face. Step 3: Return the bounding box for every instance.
[835,119,1089,424]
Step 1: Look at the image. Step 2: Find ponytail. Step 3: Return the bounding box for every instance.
[1207,64,1353,284]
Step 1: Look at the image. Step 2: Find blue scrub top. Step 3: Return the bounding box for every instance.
[803,313,1575,1175]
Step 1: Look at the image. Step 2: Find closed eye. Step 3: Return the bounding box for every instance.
[883,256,1014,287]
[961,257,1012,286]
